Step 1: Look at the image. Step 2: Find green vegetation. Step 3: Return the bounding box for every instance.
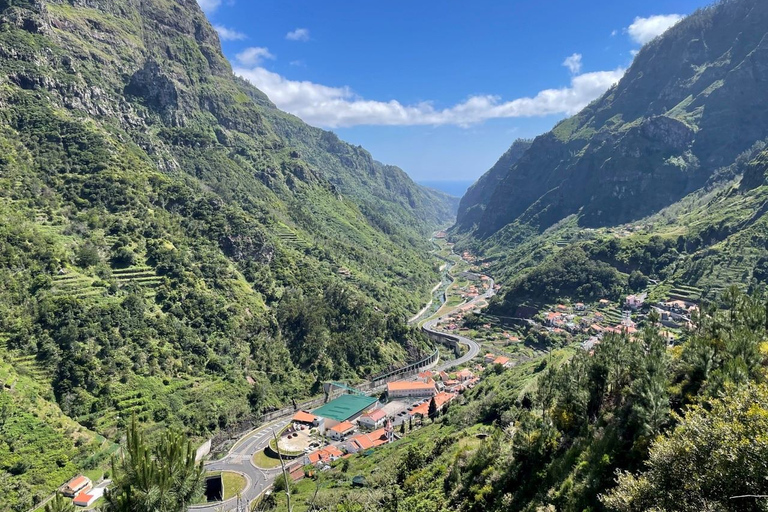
[274,288,768,511]
[496,245,626,311]
[603,383,768,512]
[0,1,456,509]
[44,494,75,512]
[105,416,204,512]
[252,448,282,469]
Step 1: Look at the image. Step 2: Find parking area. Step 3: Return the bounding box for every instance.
[381,397,432,426]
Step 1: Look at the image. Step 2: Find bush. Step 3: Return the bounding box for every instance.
[76,243,101,268]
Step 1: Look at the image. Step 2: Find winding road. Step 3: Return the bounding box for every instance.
[191,419,289,512]
[190,241,494,511]
[423,273,495,372]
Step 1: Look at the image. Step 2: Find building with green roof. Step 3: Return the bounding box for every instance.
[312,394,378,422]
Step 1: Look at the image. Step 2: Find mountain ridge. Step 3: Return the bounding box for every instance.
[454,0,768,239]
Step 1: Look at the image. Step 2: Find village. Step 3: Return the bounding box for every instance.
[432,284,700,356]
[267,358,509,483]
[429,235,702,365]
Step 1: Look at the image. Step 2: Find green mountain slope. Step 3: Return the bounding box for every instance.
[0,0,454,508]
[455,0,768,238]
[450,0,768,312]
[456,138,532,230]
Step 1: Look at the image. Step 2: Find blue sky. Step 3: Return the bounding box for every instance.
[199,0,709,184]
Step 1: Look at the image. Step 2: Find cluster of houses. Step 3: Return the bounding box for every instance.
[283,369,485,480]
[580,296,697,353]
[653,299,699,327]
[457,272,492,301]
[542,298,648,339]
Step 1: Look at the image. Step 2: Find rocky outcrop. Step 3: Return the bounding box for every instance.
[640,116,695,151]
[125,60,180,122]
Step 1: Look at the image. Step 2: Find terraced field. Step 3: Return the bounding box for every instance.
[10,353,51,383]
[273,224,309,248]
[51,272,106,300]
[112,265,162,297]
[600,306,624,325]
[668,282,703,302]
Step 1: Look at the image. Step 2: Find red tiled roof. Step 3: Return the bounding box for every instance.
[361,409,387,422]
[329,421,355,434]
[411,392,456,417]
[348,428,390,451]
[289,465,304,482]
[73,491,94,506]
[493,356,510,365]
[292,410,317,423]
[67,475,89,490]
[307,445,343,464]
[387,381,436,392]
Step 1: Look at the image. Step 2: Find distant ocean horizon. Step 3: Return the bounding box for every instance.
[418,180,475,198]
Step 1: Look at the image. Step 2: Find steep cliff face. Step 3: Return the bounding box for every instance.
[455,0,768,238]
[456,138,532,230]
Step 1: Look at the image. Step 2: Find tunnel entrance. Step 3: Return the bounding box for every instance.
[204,474,223,502]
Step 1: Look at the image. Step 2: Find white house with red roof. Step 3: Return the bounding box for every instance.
[343,427,393,454]
[61,475,91,498]
[327,421,356,441]
[306,445,343,466]
[387,380,437,398]
[358,408,388,430]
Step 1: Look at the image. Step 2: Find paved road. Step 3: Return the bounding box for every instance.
[423,273,495,372]
[190,419,289,512]
[188,255,494,511]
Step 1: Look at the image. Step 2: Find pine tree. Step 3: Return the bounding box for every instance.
[104,416,204,512]
[45,493,75,512]
[428,397,438,422]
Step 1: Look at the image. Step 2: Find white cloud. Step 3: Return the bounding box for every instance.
[233,65,625,128]
[286,28,310,42]
[562,53,583,74]
[197,0,221,13]
[627,14,683,45]
[611,29,618,37]
[235,47,275,67]
[214,25,247,41]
